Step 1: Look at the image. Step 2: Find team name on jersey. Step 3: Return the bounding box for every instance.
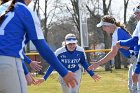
[61,58,80,64]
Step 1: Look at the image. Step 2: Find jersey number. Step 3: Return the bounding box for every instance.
[0,12,14,35]
[68,64,76,69]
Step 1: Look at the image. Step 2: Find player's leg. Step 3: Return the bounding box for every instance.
[0,56,28,93]
[132,57,138,93]
[16,58,28,93]
[128,63,134,93]
[71,69,82,93]
[136,55,140,93]
[58,69,82,93]
[137,75,140,93]
[58,75,70,93]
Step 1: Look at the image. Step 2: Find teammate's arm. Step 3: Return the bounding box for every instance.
[22,60,29,75]
[35,66,54,85]
[80,53,100,81]
[80,53,94,76]
[43,66,54,80]
[119,37,138,47]
[23,54,32,64]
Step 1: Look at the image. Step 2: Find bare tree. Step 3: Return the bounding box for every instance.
[103,0,112,15]
[66,0,80,33]
[31,0,63,73]
[123,0,130,24]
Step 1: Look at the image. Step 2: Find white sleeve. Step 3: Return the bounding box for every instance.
[132,21,140,37]
[112,31,118,46]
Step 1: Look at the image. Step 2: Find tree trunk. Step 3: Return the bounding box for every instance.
[123,0,129,24]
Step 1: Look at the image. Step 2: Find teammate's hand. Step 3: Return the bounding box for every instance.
[91,74,101,82]
[25,73,35,86]
[88,62,100,71]
[29,61,42,71]
[132,73,139,83]
[34,78,45,85]
[116,41,129,50]
[63,71,78,88]
[116,41,121,48]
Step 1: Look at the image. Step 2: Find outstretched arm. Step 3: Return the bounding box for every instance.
[22,61,29,75]
[119,37,138,47]
[80,53,100,81]
[43,66,54,80]
[23,54,32,64]
[88,46,119,70]
[35,66,54,85]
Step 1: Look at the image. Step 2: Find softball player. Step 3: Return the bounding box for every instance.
[118,4,140,93]
[117,38,140,93]
[88,15,139,93]
[0,0,77,93]
[35,33,100,93]
[0,0,41,86]
[0,0,43,72]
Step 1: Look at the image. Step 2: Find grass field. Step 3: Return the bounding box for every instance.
[28,68,129,93]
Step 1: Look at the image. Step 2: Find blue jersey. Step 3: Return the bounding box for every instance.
[112,27,131,58]
[56,46,86,71]
[0,2,44,59]
[0,3,89,78]
[117,28,132,57]
[43,46,94,80]
[0,2,68,78]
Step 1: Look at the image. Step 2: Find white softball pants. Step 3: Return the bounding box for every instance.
[58,69,82,93]
[0,56,28,93]
[128,56,140,93]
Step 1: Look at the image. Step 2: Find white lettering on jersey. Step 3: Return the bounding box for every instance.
[0,12,14,35]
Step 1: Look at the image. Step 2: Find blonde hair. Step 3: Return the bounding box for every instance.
[61,41,65,46]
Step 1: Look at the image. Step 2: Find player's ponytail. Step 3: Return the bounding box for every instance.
[115,21,131,36]
[0,0,16,24]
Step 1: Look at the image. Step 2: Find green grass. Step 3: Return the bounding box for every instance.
[28,68,129,93]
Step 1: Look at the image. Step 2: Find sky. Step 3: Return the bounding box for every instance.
[111,0,139,22]
[28,0,140,23]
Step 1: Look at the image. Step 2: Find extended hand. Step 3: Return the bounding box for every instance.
[30,61,42,71]
[92,74,101,82]
[25,73,35,86]
[116,41,121,48]
[34,78,45,85]
[63,71,78,88]
[116,41,129,50]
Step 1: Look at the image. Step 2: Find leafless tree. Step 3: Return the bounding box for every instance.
[123,0,130,24]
